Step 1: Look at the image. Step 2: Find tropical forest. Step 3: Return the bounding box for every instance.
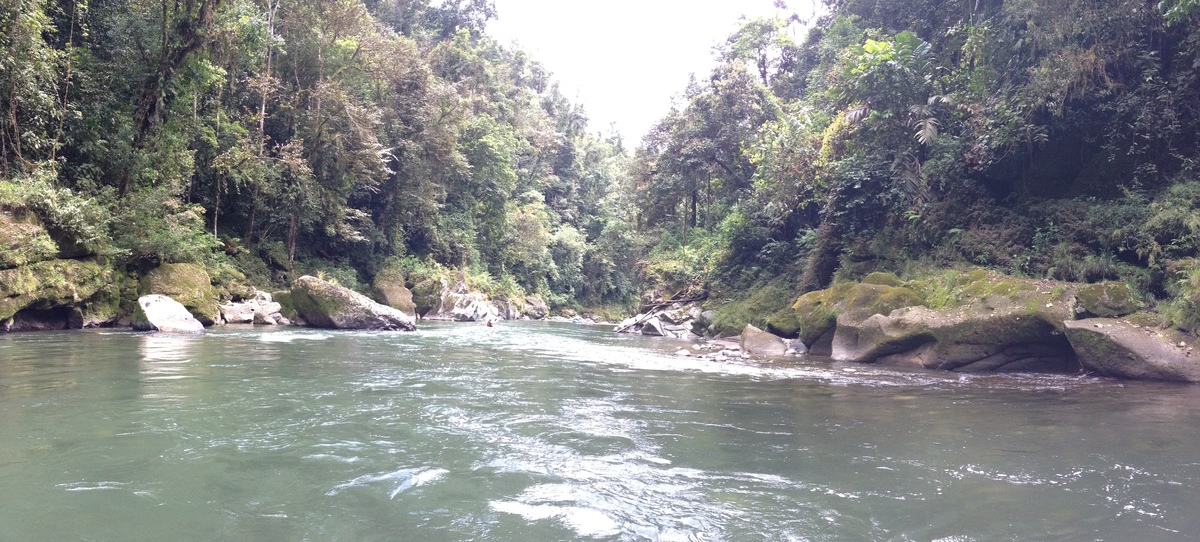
[11,1,1200,539]
[3,0,1200,347]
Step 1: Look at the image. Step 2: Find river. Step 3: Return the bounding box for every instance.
[2,322,1199,541]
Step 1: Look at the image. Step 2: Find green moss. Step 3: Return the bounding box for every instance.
[1124,310,1163,328]
[792,282,855,345]
[288,277,355,327]
[0,211,58,269]
[79,269,131,324]
[1074,281,1141,318]
[707,277,797,337]
[139,263,219,324]
[273,290,298,319]
[0,259,111,321]
[861,272,904,287]
[411,278,443,315]
[766,306,802,338]
[841,284,925,321]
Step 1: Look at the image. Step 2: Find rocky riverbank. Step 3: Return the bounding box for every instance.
[673,269,1200,383]
[6,207,1199,384]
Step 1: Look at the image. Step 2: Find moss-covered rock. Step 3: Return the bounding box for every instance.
[373,267,416,317]
[765,306,802,338]
[139,263,220,326]
[273,290,298,320]
[1065,318,1200,382]
[0,210,58,269]
[0,259,111,322]
[209,264,256,301]
[791,282,922,347]
[411,277,445,316]
[861,272,904,288]
[1072,281,1141,318]
[77,270,132,327]
[792,282,856,347]
[793,269,1082,373]
[289,275,416,330]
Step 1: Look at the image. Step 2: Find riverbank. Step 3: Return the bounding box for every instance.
[5,231,1200,383]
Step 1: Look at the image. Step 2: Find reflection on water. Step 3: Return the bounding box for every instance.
[1,324,1200,541]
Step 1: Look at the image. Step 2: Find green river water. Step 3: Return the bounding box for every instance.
[2,321,1200,541]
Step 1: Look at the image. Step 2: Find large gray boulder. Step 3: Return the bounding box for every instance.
[524,296,548,319]
[132,295,204,333]
[288,275,416,330]
[831,300,1078,372]
[219,301,256,324]
[1065,319,1200,382]
[741,324,788,356]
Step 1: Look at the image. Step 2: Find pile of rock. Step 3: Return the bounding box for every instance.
[669,327,807,359]
[412,273,548,322]
[615,304,710,340]
[219,290,290,326]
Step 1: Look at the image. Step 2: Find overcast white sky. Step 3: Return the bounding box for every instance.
[487,1,814,146]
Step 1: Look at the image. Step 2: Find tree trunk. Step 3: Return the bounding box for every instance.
[287,212,298,269]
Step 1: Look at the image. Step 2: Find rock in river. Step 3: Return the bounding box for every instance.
[287,275,416,331]
[741,324,789,356]
[132,295,205,333]
[1065,318,1200,382]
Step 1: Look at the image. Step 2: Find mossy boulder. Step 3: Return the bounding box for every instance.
[139,263,220,326]
[861,272,904,288]
[1071,281,1140,318]
[289,275,416,330]
[0,210,58,269]
[373,268,416,317]
[765,306,802,339]
[791,282,923,349]
[411,277,445,316]
[0,259,111,323]
[795,270,1081,373]
[1065,319,1200,382]
[793,282,856,348]
[77,273,131,327]
[273,290,298,320]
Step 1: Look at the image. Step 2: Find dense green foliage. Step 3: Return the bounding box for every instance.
[632,0,1200,330]
[5,0,1200,329]
[0,0,637,311]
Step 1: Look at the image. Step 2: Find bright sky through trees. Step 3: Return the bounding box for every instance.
[488,0,816,145]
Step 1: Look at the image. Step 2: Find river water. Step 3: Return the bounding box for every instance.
[2,322,1200,541]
